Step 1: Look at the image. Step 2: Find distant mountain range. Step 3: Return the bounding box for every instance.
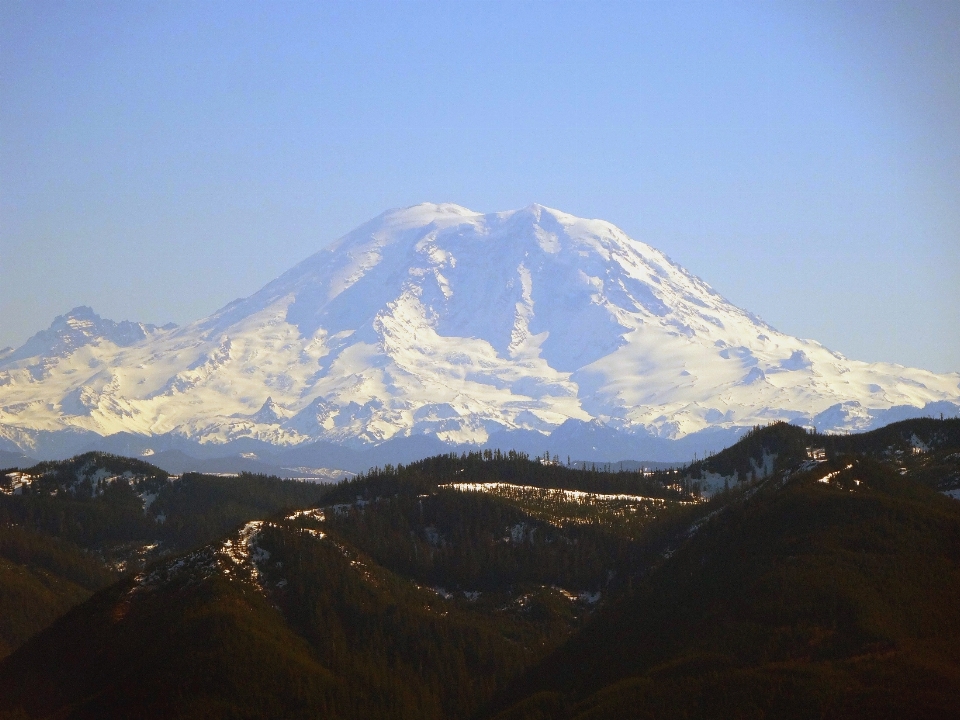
[2,203,958,466]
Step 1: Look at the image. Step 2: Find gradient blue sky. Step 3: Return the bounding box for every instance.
[2,1,958,372]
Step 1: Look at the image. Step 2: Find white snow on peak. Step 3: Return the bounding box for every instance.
[1,203,958,449]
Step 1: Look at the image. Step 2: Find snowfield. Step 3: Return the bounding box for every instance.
[1,202,958,457]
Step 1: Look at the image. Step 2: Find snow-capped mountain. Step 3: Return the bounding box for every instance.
[0,306,174,369]
[2,203,958,461]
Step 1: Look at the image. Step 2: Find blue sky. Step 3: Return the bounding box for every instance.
[2,0,958,372]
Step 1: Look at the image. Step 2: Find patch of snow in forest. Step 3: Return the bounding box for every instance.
[286,508,326,522]
[817,464,853,484]
[447,481,678,504]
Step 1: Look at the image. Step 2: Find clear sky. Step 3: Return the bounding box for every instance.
[2,0,958,373]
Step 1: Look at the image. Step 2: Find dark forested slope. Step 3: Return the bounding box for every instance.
[0,451,698,719]
[0,495,630,719]
[0,453,332,658]
[488,457,960,719]
[2,423,960,719]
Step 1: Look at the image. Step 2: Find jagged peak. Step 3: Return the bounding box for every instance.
[1,306,172,367]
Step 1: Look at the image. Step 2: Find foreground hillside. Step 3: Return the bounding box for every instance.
[0,453,691,719]
[0,419,959,718]
[489,458,960,719]
[0,453,331,656]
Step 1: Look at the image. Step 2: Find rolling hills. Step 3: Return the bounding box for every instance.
[0,418,959,718]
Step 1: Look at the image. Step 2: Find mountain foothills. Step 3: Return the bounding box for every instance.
[0,452,331,658]
[2,203,959,466]
[0,417,959,718]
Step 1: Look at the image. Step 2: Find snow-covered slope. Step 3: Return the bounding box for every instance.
[2,203,958,458]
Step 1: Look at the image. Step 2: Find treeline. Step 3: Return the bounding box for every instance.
[325,450,691,506]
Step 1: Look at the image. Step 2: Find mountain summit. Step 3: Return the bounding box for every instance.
[1,306,173,368]
[1,203,958,457]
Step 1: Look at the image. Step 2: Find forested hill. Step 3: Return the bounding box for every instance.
[0,420,959,718]
[323,448,694,502]
[485,456,960,719]
[0,452,332,658]
[0,451,703,718]
[682,417,960,495]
